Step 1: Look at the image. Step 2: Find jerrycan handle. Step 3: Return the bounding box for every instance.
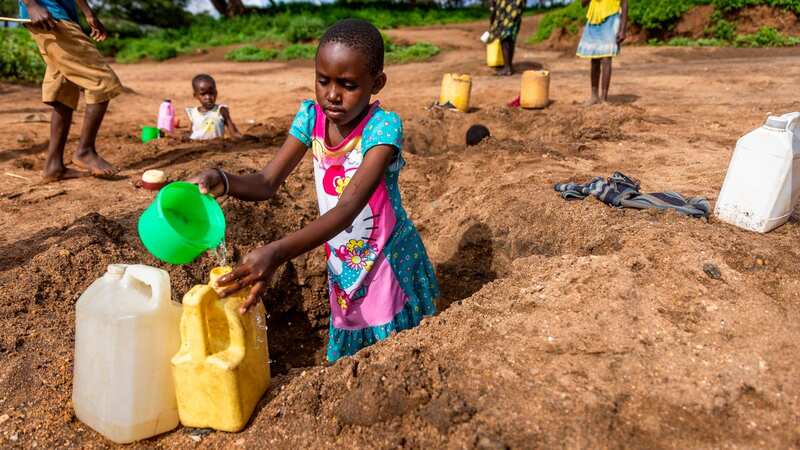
[785,112,800,134]
[124,265,171,309]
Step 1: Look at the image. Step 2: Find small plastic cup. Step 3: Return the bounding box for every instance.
[137,182,226,265]
[141,126,160,143]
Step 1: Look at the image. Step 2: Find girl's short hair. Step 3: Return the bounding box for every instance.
[318,19,384,76]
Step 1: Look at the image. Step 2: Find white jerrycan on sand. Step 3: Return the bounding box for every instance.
[715,112,800,233]
[73,264,182,443]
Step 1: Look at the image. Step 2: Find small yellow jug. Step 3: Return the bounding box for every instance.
[520,70,551,109]
[486,39,504,67]
[171,267,270,432]
[438,73,472,113]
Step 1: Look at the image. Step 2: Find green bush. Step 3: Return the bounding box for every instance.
[0,29,46,82]
[707,11,737,40]
[528,1,586,44]
[280,43,317,60]
[712,0,800,14]
[284,16,327,43]
[385,42,440,64]
[628,0,709,31]
[735,25,800,46]
[107,4,490,63]
[224,45,279,62]
[115,39,181,63]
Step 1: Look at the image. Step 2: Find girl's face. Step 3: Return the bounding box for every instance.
[315,42,386,127]
[193,80,217,111]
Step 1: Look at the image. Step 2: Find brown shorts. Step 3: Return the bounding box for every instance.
[28,20,122,110]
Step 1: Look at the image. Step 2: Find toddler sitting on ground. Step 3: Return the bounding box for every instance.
[187,74,242,140]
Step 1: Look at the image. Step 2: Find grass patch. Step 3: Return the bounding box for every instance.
[734,25,800,46]
[648,26,800,46]
[385,42,440,64]
[223,40,439,64]
[280,43,317,60]
[0,28,46,83]
[224,45,279,62]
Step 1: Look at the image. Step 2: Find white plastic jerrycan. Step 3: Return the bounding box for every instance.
[715,112,800,233]
[73,264,182,443]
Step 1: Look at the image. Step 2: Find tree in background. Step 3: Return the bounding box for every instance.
[91,0,192,28]
[1,0,17,27]
[208,0,246,17]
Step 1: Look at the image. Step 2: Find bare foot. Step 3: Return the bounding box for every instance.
[42,165,87,183]
[584,96,600,106]
[73,149,118,177]
[495,67,513,76]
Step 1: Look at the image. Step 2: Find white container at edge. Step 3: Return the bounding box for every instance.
[715,112,800,233]
[73,264,182,443]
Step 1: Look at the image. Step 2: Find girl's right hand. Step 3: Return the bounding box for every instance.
[188,169,225,197]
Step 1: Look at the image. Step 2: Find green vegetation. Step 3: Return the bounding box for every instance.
[529,0,800,47]
[101,4,489,63]
[648,26,800,46]
[224,45,279,62]
[0,29,46,83]
[385,42,440,64]
[735,25,800,46]
[529,0,585,44]
[223,39,439,64]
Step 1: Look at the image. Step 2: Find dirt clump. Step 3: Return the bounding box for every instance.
[674,5,715,39]
[734,5,800,35]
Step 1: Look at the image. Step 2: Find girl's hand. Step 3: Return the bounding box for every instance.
[617,29,627,44]
[187,169,225,197]
[217,244,283,314]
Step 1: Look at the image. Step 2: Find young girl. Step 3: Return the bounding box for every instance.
[187,74,242,140]
[577,0,628,104]
[190,19,439,362]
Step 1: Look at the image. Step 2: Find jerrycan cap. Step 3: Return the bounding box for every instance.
[106,264,126,278]
[764,116,789,131]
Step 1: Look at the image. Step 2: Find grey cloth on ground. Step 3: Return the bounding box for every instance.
[553,172,710,218]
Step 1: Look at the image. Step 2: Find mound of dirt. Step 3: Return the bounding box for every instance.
[735,5,800,35]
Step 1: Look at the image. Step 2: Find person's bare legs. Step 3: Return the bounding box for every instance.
[43,102,84,181]
[600,57,613,102]
[73,100,117,176]
[587,58,601,105]
[497,37,514,76]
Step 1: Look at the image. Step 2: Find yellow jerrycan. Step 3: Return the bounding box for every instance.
[438,73,472,113]
[486,39,504,67]
[171,267,270,432]
[520,70,550,109]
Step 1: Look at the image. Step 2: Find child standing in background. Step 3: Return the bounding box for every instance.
[577,0,628,104]
[19,0,122,180]
[190,19,439,363]
[187,74,242,140]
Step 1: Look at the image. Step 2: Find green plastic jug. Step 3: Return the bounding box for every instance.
[138,182,226,265]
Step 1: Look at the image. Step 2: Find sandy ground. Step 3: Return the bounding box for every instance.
[1,16,800,449]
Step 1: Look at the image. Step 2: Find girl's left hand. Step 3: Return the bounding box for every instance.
[617,29,627,44]
[217,243,283,314]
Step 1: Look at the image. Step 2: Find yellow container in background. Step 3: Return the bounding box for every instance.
[438,73,472,113]
[486,39,504,67]
[520,70,551,109]
[171,267,269,432]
